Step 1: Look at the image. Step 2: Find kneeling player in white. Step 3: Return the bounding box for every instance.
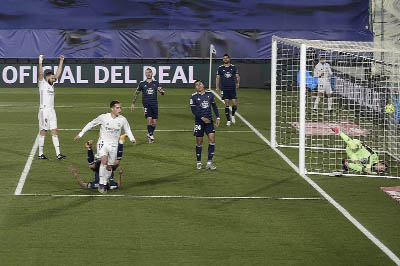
[313,56,333,112]
[37,55,66,160]
[74,101,136,194]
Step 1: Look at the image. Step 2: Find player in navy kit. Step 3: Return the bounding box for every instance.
[130,68,165,143]
[216,54,240,126]
[69,134,127,190]
[190,80,220,170]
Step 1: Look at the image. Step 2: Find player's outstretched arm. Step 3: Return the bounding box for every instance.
[54,55,65,80]
[69,165,87,190]
[75,115,102,141]
[38,55,44,81]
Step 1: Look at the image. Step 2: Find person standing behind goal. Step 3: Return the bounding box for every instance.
[313,56,333,113]
[37,55,66,160]
[216,54,240,126]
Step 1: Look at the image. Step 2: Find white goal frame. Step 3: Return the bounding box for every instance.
[271,35,400,179]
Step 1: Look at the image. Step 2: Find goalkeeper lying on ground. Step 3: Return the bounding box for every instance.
[331,128,387,174]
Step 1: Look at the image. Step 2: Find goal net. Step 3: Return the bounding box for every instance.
[271,36,400,178]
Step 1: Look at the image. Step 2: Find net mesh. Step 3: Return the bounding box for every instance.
[273,36,400,178]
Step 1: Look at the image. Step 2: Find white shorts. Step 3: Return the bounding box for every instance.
[38,108,58,130]
[97,140,118,166]
[317,82,332,94]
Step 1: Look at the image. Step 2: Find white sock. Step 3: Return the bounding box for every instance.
[328,98,333,110]
[313,96,320,109]
[52,135,61,156]
[39,135,45,155]
[99,164,112,185]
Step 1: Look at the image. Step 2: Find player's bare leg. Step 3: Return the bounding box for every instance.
[206,133,216,170]
[69,165,88,190]
[38,129,48,159]
[231,99,238,124]
[196,137,203,169]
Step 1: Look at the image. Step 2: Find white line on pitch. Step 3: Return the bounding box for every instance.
[58,129,253,133]
[211,90,400,265]
[14,134,39,195]
[18,193,323,200]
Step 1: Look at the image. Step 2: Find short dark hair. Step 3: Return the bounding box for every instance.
[194,79,202,86]
[45,71,54,77]
[145,68,152,72]
[110,100,120,108]
[223,54,230,58]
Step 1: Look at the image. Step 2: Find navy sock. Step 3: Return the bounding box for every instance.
[225,107,230,121]
[147,125,153,136]
[232,106,237,116]
[87,149,94,164]
[208,143,215,161]
[94,172,99,184]
[196,145,202,162]
[151,125,156,135]
[117,143,123,160]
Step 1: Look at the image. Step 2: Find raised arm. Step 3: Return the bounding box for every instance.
[54,55,65,80]
[38,55,44,81]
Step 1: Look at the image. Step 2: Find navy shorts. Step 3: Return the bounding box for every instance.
[193,121,215,137]
[144,104,158,119]
[221,90,237,100]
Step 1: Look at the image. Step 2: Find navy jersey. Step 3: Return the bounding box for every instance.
[190,91,220,122]
[217,64,238,90]
[137,80,160,106]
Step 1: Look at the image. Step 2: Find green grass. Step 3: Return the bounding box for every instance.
[0,87,399,266]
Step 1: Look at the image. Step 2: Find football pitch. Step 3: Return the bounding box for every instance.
[1,87,400,266]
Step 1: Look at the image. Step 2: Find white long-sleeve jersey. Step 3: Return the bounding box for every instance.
[314,62,333,84]
[78,113,135,144]
[39,79,55,109]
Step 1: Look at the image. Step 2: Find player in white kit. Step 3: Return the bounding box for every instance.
[313,56,334,112]
[38,55,67,160]
[74,101,136,194]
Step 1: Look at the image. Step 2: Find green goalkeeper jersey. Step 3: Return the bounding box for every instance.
[339,132,379,173]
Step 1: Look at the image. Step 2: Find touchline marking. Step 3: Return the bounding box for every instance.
[58,129,253,133]
[14,134,39,195]
[18,194,323,200]
[211,90,400,265]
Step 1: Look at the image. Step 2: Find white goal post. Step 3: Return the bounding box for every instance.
[271,36,400,178]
